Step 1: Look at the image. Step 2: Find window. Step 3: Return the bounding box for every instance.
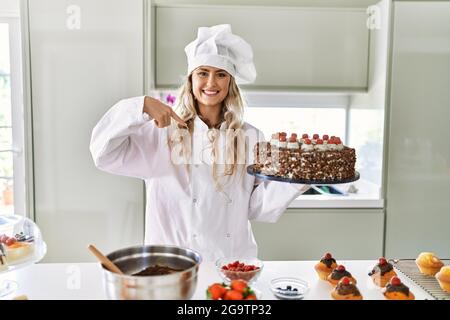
[244,107,346,143]
[0,17,25,216]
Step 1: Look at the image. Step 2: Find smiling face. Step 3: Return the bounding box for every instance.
[191,66,231,109]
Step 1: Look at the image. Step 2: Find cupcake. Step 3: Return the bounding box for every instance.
[327,265,357,286]
[368,257,397,287]
[382,276,415,300]
[415,252,444,276]
[314,252,337,280]
[435,266,450,293]
[331,277,363,300]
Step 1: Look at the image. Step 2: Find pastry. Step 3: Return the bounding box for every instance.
[415,252,444,276]
[327,265,357,286]
[5,241,35,263]
[331,277,363,300]
[314,252,337,280]
[382,276,415,300]
[0,233,35,264]
[435,266,450,293]
[368,257,397,287]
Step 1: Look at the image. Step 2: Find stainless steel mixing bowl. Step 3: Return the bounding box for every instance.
[101,244,202,300]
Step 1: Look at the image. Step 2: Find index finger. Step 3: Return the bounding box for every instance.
[170,110,187,128]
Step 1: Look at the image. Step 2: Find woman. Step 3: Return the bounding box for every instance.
[90,24,306,261]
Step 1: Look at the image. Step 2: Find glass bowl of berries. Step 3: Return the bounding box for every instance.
[215,257,263,285]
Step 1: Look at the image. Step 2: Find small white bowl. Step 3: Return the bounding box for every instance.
[270,277,309,300]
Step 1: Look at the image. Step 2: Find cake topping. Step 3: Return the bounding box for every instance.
[316,139,323,145]
[288,136,297,143]
[320,252,336,268]
[341,277,350,286]
[313,134,319,139]
[384,277,410,296]
[304,138,312,145]
[323,134,329,140]
[279,135,287,142]
[335,277,361,296]
[291,133,297,139]
[391,276,401,286]
[302,134,308,139]
[280,132,287,137]
[330,265,352,280]
[368,257,394,276]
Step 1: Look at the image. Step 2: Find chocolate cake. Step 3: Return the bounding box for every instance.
[253,132,356,181]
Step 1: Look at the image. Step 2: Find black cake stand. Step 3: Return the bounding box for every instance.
[246,165,360,185]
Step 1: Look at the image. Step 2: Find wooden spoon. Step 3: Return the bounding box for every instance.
[88,244,124,275]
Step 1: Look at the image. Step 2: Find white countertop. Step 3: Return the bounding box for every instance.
[0,260,434,300]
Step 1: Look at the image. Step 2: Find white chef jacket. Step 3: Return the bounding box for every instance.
[90,96,304,261]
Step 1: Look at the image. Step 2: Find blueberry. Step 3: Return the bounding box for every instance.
[293,288,298,292]
[286,285,292,291]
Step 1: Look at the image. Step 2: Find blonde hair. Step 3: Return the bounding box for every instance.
[170,73,246,190]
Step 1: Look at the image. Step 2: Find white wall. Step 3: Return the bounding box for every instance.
[0,0,20,17]
[347,0,390,187]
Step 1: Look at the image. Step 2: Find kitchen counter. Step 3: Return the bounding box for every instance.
[0,260,434,300]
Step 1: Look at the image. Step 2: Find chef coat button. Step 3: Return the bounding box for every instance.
[226,233,231,238]
[192,234,197,238]
[193,198,197,203]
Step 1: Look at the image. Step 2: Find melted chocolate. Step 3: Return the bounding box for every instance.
[384,283,410,296]
[330,269,352,280]
[335,283,361,296]
[368,262,393,276]
[320,258,336,269]
[132,264,182,276]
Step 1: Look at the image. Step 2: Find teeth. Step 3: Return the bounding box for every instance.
[203,90,218,95]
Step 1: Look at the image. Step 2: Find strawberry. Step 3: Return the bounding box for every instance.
[337,265,345,272]
[224,289,244,300]
[316,139,323,145]
[390,277,401,286]
[289,136,297,143]
[379,257,387,265]
[341,277,350,286]
[5,237,16,246]
[302,133,308,139]
[291,133,298,139]
[279,135,287,142]
[304,138,312,145]
[324,252,332,259]
[280,132,287,137]
[231,279,248,293]
[245,294,257,300]
[207,283,227,300]
[313,134,319,139]
[323,134,329,140]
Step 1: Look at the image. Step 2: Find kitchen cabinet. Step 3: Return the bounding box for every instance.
[25,0,145,262]
[155,5,370,90]
[384,1,450,258]
[252,208,384,260]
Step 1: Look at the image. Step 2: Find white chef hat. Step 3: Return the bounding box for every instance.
[184,24,257,84]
